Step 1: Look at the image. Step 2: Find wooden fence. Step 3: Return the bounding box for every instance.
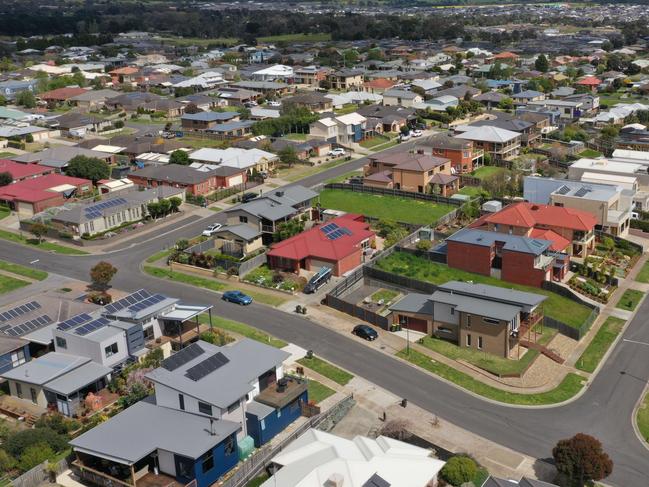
[11,456,69,487]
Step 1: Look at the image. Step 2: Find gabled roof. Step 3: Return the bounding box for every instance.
[39,87,87,101]
[415,132,472,150]
[482,202,597,232]
[576,75,602,86]
[372,151,450,172]
[455,125,520,143]
[447,227,552,255]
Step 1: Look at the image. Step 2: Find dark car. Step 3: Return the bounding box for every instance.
[352,324,378,341]
[241,192,258,203]
[222,290,253,305]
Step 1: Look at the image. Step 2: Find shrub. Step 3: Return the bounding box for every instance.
[18,443,54,472]
[439,455,478,486]
[87,291,112,305]
[0,449,15,473]
[200,329,235,346]
[113,120,124,129]
[141,348,163,368]
[34,414,76,435]
[4,428,67,457]
[416,240,432,251]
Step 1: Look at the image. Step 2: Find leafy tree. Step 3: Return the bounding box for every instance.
[274,219,305,242]
[183,102,202,114]
[440,455,479,486]
[0,449,15,473]
[553,433,613,487]
[18,443,53,472]
[600,125,619,140]
[89,261,117,291]
[535,54,550,73]
[0,172,13,187]
[141,348,163,368]
[176,239,190,251]
[65,155,110,183]
[169,150,191,165]
[4,428,67,458]
[147,202,161,219]
[498,97,514,111]
[169,197,182,213]
[16,90,36,108]
[118,382,149,409]
[30,222,48,243]
[278,145,300,168]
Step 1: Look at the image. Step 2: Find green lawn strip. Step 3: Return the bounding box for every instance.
[578,149,603,158]
[0,260,47,281]
[283,133,308,141]
[0,229,88,255]
[197,314,287,349]
[318,189,454,226]
[308,379,336,404]
[208,206,223,212]
[575,317,625,373]
[360,135,391,149]
[285,158,354,183]
[326,169,363,184]
[636,261,649,283]
[376,252,591,328]
[398,348,585,405]
[0,152,18,158]
[145,249,172,264]
[0,274,30,294]
[297,356,354,386]
[458,185,483,197]
[637,391,649,443]
[246,473,270,487]
[470,166,506,179]
[615,289,644,312]
[0,207,10,220]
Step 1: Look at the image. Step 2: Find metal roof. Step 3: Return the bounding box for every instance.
[1,352,90,386]
[431,290,522,322]
[389,293,433,315]
[438,281,546,307]
[447,228,552,255]
[45,360,112,396]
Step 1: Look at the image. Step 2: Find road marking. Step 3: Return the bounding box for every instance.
[29,259,39,264]
[622,338,649,347]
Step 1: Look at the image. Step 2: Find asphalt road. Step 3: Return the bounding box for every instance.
[5,143,649,485]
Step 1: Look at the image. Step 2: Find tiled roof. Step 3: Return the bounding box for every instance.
[483,202,597,231]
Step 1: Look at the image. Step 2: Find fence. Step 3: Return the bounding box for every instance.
[459,175,481,187]
[323,183,464,207]
[218,395,355,487]
[182,240,267,277]
[11,456,69,487]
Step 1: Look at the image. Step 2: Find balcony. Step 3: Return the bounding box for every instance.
[255,376,308,409]
[471,149,484,160]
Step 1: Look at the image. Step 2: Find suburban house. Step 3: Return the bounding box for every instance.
[70,339,308,487]
[457,113,541,147]
[363,151,459,196]
[390,281,546,358]
[105,92,184,117]
[526,99,583,121]
[189,147,278,175]
[211,224,264,258]
[49,113,113,137]
[181,112,240,131]
[326,69,365,90]
[282,92,333,112]
[444,227,569,287]
[267,214,375,276]
[356,105,416,133]
[69,89,121,110]
[0,79,38,100]
[39,87,88,107]
[261,429,445,487]
[471,202,598,258]
[511,90,545,104]
[12,146,114,171]
[310,113,367,146]
[474,91,509,109]
[0,159,54,182]
[524,176,633,237]
[382,89,423,108]
[251,64,294,81]
[454,126,521,162]
[414,132,484,174]
[362,78,398,94]
[129,163,246,196]
[293,66,329,86]
[0,337,30,374]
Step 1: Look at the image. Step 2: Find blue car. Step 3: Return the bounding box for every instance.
[222,290,253,305]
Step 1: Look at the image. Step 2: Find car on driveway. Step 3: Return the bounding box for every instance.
[202,223,222,236]
[222,290,253,305]
[328,148,346,157]
[241,192,258,203]
[399,132,411,142]
[412,129,423,137]
[267,100,281,107]
[352,324,378,341]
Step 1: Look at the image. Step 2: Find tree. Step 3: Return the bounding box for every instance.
[0,172,13,187]
[16,90,36,108]
[89,261,117,291]
[169,197,182,213]
[600,125,619,140]
[0,449,15,473]
[184,102,202,114]
[65,155,110,183]
[4,428,67,458]
[439,456,479,486]
[18,443,53,472]
[498,97,514,111]
[278,145,300,168]
[30,222,48,243]
[274,219,305,242]
[535,54,550,73]
[169,150,191,165]
[0,94,6,106]
[553,433,613,487]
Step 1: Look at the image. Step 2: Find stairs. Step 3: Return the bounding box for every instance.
[520,340,565,364]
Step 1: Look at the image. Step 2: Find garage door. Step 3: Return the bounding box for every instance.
[404,316,428,333]
[309,259,334,271]
[229,174,243,186]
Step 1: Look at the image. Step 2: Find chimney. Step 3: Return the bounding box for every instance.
[324,473,344,487]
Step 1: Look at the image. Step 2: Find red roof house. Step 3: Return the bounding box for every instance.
[576,76,602,92]
[493,51,519,61]
[0,159,54,182]
[39,87,88,103]
[267,214,375,276]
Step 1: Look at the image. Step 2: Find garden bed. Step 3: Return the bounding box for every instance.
[243,265,306,293]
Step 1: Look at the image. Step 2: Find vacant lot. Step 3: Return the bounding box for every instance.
[318,189,455,225]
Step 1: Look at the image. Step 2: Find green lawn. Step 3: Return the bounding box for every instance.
[283,157,355,183]
[470,166,506,179]
[326,169,363,184]
[376,252,592,328]
[0,260,47,281]
[208,206,223,212]
[371,288,399,303]
[0,274,30,294]
[318,189,455,226]
[398,348,585,405]
[578,149,603,158]
[360,135,391,149]
[0,229,88,255]
[145,249,172,264]
[0,206,9,221]
[458,185,483,197]
[334,103,359,115]
[257,33,332,43]
[198,314,287,349]
[283,133,308,141]
[308,379,336,403]
[246,474,270,487]
[297,355,354,386]
[615,289,644,312]
[576,317,625,373]
[636,261,649,283]
[0,152,17,158]
[637,391,649,444]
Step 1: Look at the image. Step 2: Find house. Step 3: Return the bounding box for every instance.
[177,94,222,112]
[390,281,546,358]
[217,87,261,106]
[0,337,30,374]
[411,78,442,94]
[231,81,294,97]
[0,123,52,142]
[98,178,135,195]
[13,146,113,171]
[471,202,597,258]
[475,91,509,109]
[282,92,333,112]
[0,159,54,183]
[172,71,225,91]
[203,120,255,139]
[39,87,88,107]
[576,75,602,92]
[356,105,415,133]
[49,112,113,137]
[414,132,484,173]
[293,66,329,86]
[252,64,294,81]
[326,69,365,90]
[268,214,375,276]
[456,114,540,147]
[524,176,632,237]
[109,66,140,84]
[433,85,480,100]
[70,339,307,487]
[382,89,423,108]
[106,92,184,117]
[50,186,185,237]
[511,90,545,104]
[563,93,599,114]
[454,126,521,162]
[181,111,240,131]
[68,89,121,111]
[225,186,317,244]
[526,99,583,120]
[482,476,559,487]
[362,78,397,94]
[364,151,458,196]
[211,224,264,258]
[309,117,338,141]
[423,95,459,112]
[261,428,445,487]
[334,113,367,146]
[189,147,278,174]
[445,228,569,287]
[0,79,38,100]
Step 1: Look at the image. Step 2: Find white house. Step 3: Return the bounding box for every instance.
[252,64,294,81]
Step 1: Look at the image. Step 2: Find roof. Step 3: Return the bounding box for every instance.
[432,288,523,321]
[0,173,90,204]
[415,132,472,150]
[0,336,28,355]
[190,147,276,169]
[69,89,120,102]
[438,281,546,308]
[1,352,90,386]
[529,228,571,252]
[375,152,450,172]
[130,163,231,185]
[39,87,87,101]
[181,111,239,122]
[483,476,559,487]
[524,176,621,205]
[0,159,51,179]
[214,224,261,241]
[383,89,420,100]
[447,227,552,255]
[455,125,520,143]
[70,400,240,464]
[12,146,107,167]
[44,360,112,395]
[389,293,434,315]
[482,202,597,232]
[576,76,602,86]
[267,214,374,263]
[335,113,366,125]
[226,186,317,221]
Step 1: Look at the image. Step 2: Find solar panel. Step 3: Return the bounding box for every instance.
[57,313,93,331]
[0,325,10,332]
[104,289,152,314]
[0,301,41,321]
[6,314,53,336]
[161,343,205,371]
[74,317,110,336]
[574,187,591,198]
[127,293,166,313]
[185,352,230,381]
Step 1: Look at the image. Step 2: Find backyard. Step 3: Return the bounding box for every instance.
[318,189,455,226]
[470,166,506,179]
[375,252,593,328]
[575,317,625,373]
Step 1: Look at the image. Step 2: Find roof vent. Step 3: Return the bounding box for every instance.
[324,473,344,487]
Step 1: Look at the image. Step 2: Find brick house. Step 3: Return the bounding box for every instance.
[414,133,484,174]
[128,164,247,196]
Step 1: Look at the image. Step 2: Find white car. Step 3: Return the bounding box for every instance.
[328,148,347,157]
[399,133,411,141]
[412,129,423,137]
[202,223,223,237]
[267,100,281,107]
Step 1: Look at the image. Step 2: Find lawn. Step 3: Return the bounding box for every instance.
[0,260,47,281]
[371,288,399,304]
[308,379,336,403]
[197,314,287,349]
[470,166,506,179]
[326,169,363,184]
[0,274,30,295]
[297,355,354,386]
[458,185,484,197]
[637,391,649,444]
[375,252,593,328]
[283,157,355,183]
[615,289,644,312]
[360,135,392,149]
[208,206,223,212]
[246,474,270,487]
[145,249,172,264]
[0,229,88,255]
[578,149,603,158]
[0,152,17,158]
[257,33,332,43]
[398,348,585,405]
[575,317,625,373]
[636,261,649,283]
[318,189,455,226]
[283,133,308,141]
[334,103,359,115]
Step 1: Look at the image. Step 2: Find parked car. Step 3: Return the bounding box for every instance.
[244,100,258,107]
[352,324,378,341]
[222,290,253,305]
[303,267,333,294]
[399,132,411,141]
[412,129,423,137]
[241,192,258,203]
[328,148,346,157]
[267,100,281,107]
[202,223,223,237]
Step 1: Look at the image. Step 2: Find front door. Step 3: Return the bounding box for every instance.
[56,394,70,417]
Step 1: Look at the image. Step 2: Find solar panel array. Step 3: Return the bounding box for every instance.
[574,187,592,198]
[321,222,353,241]
[84,198,128,220]
[128,293,166,313]
[104,289,153,314]
[161,343,205,371]
[0,301,41,322]
[57,313,93,331]
[2,315,53,336]
[185,352,230,381]
[555,185,571,195]
[74,317,110,336]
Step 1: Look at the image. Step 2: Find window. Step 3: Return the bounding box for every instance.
[201,451,214,474]
[484,317,500,325]
[227,400,239,414]
[30,388,37,404]
[198,401,213,416]
[450,307,455,315]
[56,337,67,349]
[224,436,235,456]
[418,186,424,193]
[260,419,266,431]
[178,394,185,411]
[10,349,26,367]
[15,382,22,399]
[478,336,483,349]
[466,315,471,327]
[277,408,282,418]
[239,216,248,224]
[466,334,472,346]
[104,343,118,357]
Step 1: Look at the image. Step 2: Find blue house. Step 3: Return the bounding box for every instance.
[0,337,30,374]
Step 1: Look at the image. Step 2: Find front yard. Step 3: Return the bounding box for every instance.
[297,355,354,386]
[243,265,306,293]
[616,289,644,312]
[575,317,625,373]
[636,260,649,283]
[318,189,455,226]
[307,380,336,403]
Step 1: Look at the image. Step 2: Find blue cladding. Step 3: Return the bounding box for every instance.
[245,389,308,447]
[174,433,238,487]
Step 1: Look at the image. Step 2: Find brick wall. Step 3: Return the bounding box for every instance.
[501,250,548,288]
[446,241,492,276]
